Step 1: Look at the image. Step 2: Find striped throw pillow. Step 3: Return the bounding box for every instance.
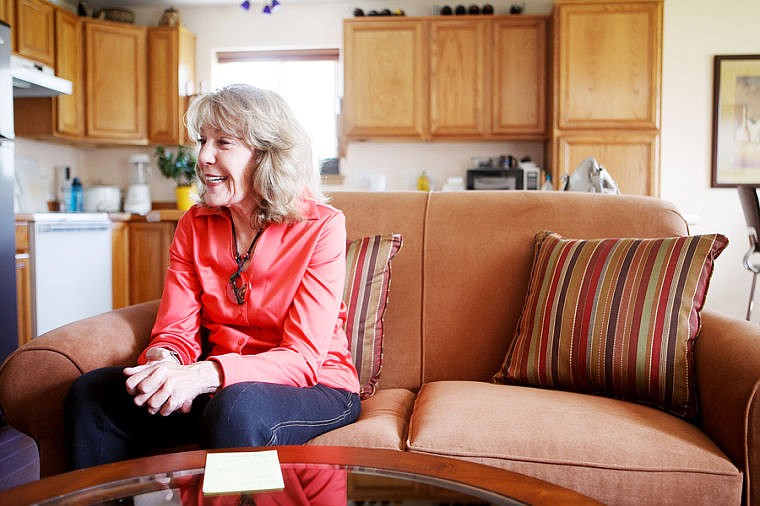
[493,231,728,418]
[344,234,403,399]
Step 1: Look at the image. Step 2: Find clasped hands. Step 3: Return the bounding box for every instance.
[124,348,222,417]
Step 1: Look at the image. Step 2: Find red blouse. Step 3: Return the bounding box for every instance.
[138,200,360,394]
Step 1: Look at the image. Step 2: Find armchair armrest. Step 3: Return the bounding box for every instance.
[695,309,760,506]
[0,300,159,477]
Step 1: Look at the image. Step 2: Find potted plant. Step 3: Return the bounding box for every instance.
[155,145,197,210]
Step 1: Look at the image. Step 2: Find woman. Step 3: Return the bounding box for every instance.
[64,84,361,470]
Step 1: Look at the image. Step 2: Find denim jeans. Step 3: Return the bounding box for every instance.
[64,366,361,470]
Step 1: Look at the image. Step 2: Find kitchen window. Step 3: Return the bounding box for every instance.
[213,49,340,172]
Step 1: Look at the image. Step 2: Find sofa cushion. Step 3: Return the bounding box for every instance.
[344,234,403,399]
[408,381,742,506]
[493,231,728,418]
[308,388,416,451]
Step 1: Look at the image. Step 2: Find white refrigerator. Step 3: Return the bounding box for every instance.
[0,21,18,361]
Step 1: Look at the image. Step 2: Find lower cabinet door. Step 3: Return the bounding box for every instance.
[553,132,660,197]
[128,222,175,305]
[15,253,32,347]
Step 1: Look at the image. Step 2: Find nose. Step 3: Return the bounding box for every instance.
[197,143,215,166]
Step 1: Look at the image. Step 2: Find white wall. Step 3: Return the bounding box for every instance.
[14,0,760,319]
[660,0,760,319]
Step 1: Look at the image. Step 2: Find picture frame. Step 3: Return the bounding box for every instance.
[711,54,760,187]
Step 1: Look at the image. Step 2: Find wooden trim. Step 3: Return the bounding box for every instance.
[217,48,339,63]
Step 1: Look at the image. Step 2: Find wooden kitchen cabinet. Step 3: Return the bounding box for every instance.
[148,25,196,145]
[14,0,55,67]
[492,16,546,137]
[54,8,84,137]
[14,7,84,140]
[429,19,488,137]
[15,222,32,347]
[111,221,130,310]
[553,0,661,130]
[0,0,14,29]
[343,15,547,141]
[343,18,428,139]
[549,0,662,196]
[84,19,147,143]
[553,132,660,196]
[128,221,175,305]
[430,16,547,139]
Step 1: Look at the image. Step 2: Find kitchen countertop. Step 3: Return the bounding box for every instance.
[15,210,186,223]
[145,209,185,222]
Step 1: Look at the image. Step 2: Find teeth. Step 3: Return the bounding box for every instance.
[206,176,227,183]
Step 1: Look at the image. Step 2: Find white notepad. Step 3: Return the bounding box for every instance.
[202,450,285,496]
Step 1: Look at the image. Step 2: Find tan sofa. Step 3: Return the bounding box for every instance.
[1,191,758,505]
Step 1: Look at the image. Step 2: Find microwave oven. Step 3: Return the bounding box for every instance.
[466,168,540,190]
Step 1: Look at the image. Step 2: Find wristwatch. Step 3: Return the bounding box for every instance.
[167,350,180,364]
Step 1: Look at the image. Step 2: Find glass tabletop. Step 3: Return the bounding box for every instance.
[38,462,525,505]
[1,447,598,505]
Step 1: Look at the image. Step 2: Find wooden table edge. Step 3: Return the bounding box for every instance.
[0,446,602,505]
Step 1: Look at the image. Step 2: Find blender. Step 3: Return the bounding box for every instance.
[123,154,152,215]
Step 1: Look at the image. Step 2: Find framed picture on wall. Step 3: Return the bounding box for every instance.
[711,54,760,187]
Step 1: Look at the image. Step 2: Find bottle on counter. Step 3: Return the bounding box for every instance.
[417,171,432,192]
[58,166,72,212]
[70,177,83,212]
[542,174,554,191]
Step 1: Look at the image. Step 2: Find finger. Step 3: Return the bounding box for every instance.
[124,367,156,395]
[129,366,169,403]
[179,399,194,414]
[125,367,157,397]
[145,383,173,415]
[124,364,149,375]
[159,397,179,417]
[135,377,170,409]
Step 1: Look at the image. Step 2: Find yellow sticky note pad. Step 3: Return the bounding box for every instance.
[202,450,285,496]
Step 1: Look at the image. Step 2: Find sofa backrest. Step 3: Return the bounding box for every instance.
[329,191,428,391]
[330,191,688,391]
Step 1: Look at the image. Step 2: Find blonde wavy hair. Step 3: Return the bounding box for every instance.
[185,84,323,226]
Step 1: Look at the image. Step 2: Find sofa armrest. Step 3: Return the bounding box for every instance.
[695,309,760,506]
[0,300,159,477]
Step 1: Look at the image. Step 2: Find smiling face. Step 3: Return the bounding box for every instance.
[197,126,258,213]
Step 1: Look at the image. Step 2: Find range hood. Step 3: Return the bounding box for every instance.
[11,55,72,97]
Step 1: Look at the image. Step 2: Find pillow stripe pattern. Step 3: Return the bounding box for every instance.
[494,231,728,418]
[344,234,403,399]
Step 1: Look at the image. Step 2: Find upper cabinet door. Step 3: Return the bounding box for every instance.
[55,8,84,138]
[343,19,428,139]
[85,20,147,142]
[492,17,546,137]
[429,19,487,137]
[15,0,55,67]
[148,25,196,146]
[554,0,662,130]
[0,0,14,31]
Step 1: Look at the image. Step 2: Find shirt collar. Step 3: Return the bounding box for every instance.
[192,198,320,220]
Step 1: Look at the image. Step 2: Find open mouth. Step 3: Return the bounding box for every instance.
[205,175,228,184]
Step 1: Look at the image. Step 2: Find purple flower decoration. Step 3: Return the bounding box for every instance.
[240,1,250,10]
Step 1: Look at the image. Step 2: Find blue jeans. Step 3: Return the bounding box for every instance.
[64,366,361,470]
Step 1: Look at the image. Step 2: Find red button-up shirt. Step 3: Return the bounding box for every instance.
[138,200,360,394]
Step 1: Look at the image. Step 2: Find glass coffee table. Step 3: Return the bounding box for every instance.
[0,446,601,505]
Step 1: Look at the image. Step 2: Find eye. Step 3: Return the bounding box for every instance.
[218,137,237,147]
[197,137,206,146]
